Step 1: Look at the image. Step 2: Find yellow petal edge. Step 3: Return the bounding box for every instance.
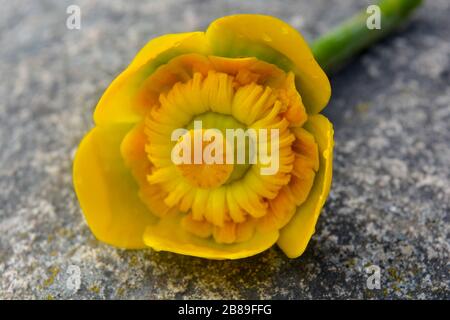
[277,114,334,258]
[73,125,158,248]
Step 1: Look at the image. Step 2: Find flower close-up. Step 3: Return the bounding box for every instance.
[73,14,333,259]
[6,0,446,302]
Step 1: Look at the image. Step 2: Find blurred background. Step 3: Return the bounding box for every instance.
[0,0,449,299]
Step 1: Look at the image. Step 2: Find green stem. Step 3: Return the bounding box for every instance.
[311,0,423,73]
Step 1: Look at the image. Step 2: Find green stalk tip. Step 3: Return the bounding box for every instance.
[311,0,423,74]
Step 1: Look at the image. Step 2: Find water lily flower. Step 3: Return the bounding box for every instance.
[73,14,333,259]
[74,1,422,259]
[74,0,423,259]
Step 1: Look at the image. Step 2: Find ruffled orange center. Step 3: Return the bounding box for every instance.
[174,129,234,188]
[121,53,319,244]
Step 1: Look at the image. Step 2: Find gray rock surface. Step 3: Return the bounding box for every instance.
[0,0,449,299]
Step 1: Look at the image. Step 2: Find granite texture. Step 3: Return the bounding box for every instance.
[0,0,449,299]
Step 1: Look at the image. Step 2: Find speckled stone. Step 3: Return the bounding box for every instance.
[0,0,449,299]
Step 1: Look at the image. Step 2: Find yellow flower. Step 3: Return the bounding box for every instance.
[73,15,333,259]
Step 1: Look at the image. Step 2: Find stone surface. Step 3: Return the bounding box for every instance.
[0,0,449,299]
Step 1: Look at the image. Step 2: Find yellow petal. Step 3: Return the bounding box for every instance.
[73,125,158,248]
[120,122,150,185]
[213,221,236,244]
[128,33,208,72]
[181,214,212,238]
[143,213,278,259]
[277,114,334,258]
[291,127,320,171]
[206,14,331,114]
[208,55,286,88]
[94,32,210,125]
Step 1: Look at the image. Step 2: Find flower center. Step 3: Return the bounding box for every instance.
[175,128,234,188]
[139,63,314,241]
[185,112,251,184]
